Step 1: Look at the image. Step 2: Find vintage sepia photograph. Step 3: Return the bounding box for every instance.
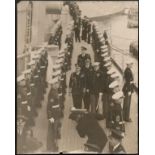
[16,0,138,154]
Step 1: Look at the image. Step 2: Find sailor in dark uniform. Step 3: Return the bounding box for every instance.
[69,64,86,109]
[109,129,126,154]
[17,115,29,154]
[122,60,134,122]
[23,69,37,117]
[47,77,62,152]
[81,16,88,41]
[74,18,81,42]
[82,59,93,111]
[87,19,92,44]
[17,74,34,127]
[89,62,104,114]
[77,46,91,71]
[110,91,125,133]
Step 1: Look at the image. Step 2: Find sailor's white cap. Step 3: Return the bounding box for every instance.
[111,73,119,79]
[17,74,25,82]
[107,68,116,75]
[101,45,108,50]
[22,69,31,75]
[49,77,59,84]
[55,58,64,64]
[31,54,40,60]
[53,64,62,70]
[104,57,111,62]
[109,81,119,89]
[112,91,124,100]
[27,60,36,66]
[101,48,108,53]
[93,62,100,66]
[104,62,112,67]
[58,49,66,54]
[99,37,105,43]
[52,70,61,77]
[101,52,108,57]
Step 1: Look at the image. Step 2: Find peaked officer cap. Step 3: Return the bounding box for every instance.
[112,91,124,101]
[109,81,119,89]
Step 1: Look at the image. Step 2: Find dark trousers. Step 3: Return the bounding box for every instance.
[72,94,82,109]
[90,94,99,113]
[87,33,91,44]
[123,94,132,121]
[102,93,108,118]
[83,93,90,111]
[75,29,80,42]
[82,29,87,41]
[47,121,58,152]
[106,95,112,128]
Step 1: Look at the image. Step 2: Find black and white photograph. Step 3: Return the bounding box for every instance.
[16,0,138,154]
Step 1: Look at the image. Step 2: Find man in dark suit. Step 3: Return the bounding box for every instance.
[109,129,126,153]
[122,60,134,122]
[77,46,91,71]
[69,64,86,109]
[89,62,104,114]
[82,59,93,111]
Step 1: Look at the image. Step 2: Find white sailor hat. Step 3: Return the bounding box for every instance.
[53,64,61,70]
[22,69,31,75]
[52,70,61,77]
[17,74,25,82]
[58,49,66,54]
[104,62,112,67]
[126,59,133,65]
[101,48,108,53]
[49,77,59,84]
[101,52,108,57]
[101,45,108,50]
[57,53,65,58]
[32,54,40,60]
[55,58,64,64]
[27,60,36,66]
[107,68,116,75]
[93,62,100,66]
[111,73,119,79]
[109,81,119,89]
[104,57,111,62]
[112,91,124,101]
[99,37,105,43]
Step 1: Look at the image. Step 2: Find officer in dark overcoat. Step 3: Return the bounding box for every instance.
[89,62,104,114]
[122,60,134,122]
[69,64,86,109]
[82,59,93,111]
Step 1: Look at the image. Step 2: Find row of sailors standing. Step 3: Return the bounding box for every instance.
[46,28,74,152]
[17,49,48,153]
